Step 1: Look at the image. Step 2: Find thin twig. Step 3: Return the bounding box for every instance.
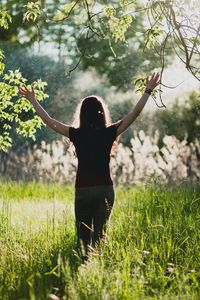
[66,29,90,77]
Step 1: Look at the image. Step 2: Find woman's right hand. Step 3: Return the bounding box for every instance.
[18,86,36,102]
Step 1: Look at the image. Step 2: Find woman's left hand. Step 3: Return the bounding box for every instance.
[146,72,160,90]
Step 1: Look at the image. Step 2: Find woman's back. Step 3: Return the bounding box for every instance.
[69,124,117,187]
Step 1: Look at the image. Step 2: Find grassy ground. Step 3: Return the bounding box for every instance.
[0,179,199,299]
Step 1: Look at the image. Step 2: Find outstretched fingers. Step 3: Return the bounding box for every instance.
[155,73,161,86]
[151,72,160,86]
[152,72,159,81]
[18,88,25,96]
[31,85,35,95]
[146,75,151,85]
[146,71,161,90]
[18,85,34,97]
[19,87,26,93]
[18,88,26,98]
[151,72,156,80]
[155,72,160,81]
[19,85,29,94]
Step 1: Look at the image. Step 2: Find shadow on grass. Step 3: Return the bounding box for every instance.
[6,233,82,300]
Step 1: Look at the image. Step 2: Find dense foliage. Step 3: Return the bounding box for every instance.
[0,51,48,151]
[0,0,200,151]
[155,91,200,143]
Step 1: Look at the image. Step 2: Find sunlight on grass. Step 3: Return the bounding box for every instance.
[0,200,72,232]
[0,180,199,299]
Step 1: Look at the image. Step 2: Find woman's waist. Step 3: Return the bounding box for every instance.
[75,184,115,199]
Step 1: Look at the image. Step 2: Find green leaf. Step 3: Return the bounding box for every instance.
[144,25,163,50]
[106,14,133,42]
[0,62,5,75]
[23,1,41,23]
[0,11,12,29]
[133,76,146,93]
[0,134,12,152]
[104,6,116,17]
[63,1,76,14]
[0,65,48,152]
[54,12,66,21]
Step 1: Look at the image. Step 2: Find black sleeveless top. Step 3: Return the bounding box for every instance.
[69,124,117,187]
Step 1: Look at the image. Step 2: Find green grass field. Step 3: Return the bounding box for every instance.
[0,179,199,300]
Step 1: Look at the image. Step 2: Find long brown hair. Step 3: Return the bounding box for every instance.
[70,95,120,155]
[72,95,111,128]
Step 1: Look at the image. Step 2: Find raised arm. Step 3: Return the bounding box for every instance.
[116,72,160,136]
[18,86,70,138]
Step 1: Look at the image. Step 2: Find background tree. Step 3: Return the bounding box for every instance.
[20,0,199,83]
[1,0,200,153]
[0,9,48,152]
[154,91,200,144]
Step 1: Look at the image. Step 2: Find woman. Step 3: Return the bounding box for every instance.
[18,72,160,258]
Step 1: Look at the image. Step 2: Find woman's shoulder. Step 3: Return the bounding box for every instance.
[69,126,81,142]
[105,121,122,140]
[106,120,122,130]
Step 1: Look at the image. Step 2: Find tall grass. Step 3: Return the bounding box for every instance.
[0,180,199,299]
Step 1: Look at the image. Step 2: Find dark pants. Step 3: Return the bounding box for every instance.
[75,185,115,255]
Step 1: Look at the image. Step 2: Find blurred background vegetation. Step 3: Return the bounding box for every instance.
[0,0,199,181]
